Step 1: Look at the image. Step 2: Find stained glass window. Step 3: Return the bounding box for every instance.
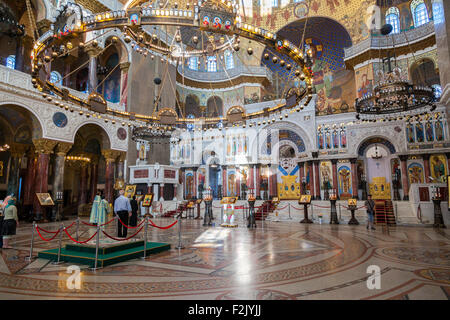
[411,0,429,27]
[6,55,15,69]
[207,56,217,72]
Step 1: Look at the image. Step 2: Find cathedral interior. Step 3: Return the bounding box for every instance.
[0,0,448,301]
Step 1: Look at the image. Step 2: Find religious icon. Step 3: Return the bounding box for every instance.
[0,161,3,177]
[318,132,324,149]
[325,132,331,149]
[430,154,447,182]
[142,194,154,207]
[415,123,424,142]
[340,130,347,148]
[332,130,339,148]
[338,166,352,199]
[202,16,210,27]
[228,173,236,196]
[299,194,311,204]
[406,123,415,143]
[139,144,146,160]
[408,163,424,184]
[435,120,444,141]
[129,13,139,25]
[425,122,434,142]
[347,198,357,206]
[212,16,222,29]
[225,20,231,30]
[36,193,55,206]
[124,185,136,198]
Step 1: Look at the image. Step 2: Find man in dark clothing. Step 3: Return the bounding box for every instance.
[365,194,376,230]
[130,195,139,227]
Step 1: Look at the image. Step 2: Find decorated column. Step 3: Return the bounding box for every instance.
[298,162,305,194]
[116,151,126,190]
[119,62,130,111]
[236,166,241,199]
[32,138,58,221]
[52,142,73,204]
[180,168,185,199]
[255,164,261,199]
[7,143,27,197]
[102,150,119,204]
[193,167,198,199]
[308,161,314,197]
[249,164,254,192]
[331,159,339,199]
[160,184,164,201]
[89,155,99,202]
[222,165,227,197]
[85,45,101,93]
[350,158,359,199]
[79,162,89,205]
[313,160,321,200]
[23,148,37,207]
[423,154,431,183]
[399,155,410,201]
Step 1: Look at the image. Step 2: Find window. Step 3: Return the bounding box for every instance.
[432,0,444,24]
[411,0,429,27]
[385,7,400,34]
[189,56,198,70]
[271,0,278,7]
[50,71,63,86]
[6,55,15,69]
[432,84,442,100]
[207,56,217,72]
[224,50,234,70]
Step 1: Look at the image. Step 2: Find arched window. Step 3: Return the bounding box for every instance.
[411,0,429,27]
[207,56,217,72]
[432,0,444,24]
[385,7,400,33]
[271,0,278,7]
[6,55,15,69]
[50,71,63,86]
[224,50,234,70]
[189,56,198,70]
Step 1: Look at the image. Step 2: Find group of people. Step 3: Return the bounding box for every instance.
[89,189,140,238]
[0,195,19,248]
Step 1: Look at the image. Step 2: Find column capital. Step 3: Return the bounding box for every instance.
[55,142,73,156]
[221,165,227,170]
[36,19,52,35]
[422,154,430,161]
[85,44,102,57]
[32,138,58,155]
[192,167,198,172]
[118,151,127,162]
[102,149,121,163]
[398,154,409,162]
[9,143,28,158]
[331,159,338,165]
[297,161,304,167]
[120,62,131,72]
[349,158,358,164]
[311,151,319,158]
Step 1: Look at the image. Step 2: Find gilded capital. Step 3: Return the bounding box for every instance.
[102,149,121,163]
[55,142,73,156]
[32,138,58,155]
[84,44,103,57]
[9,143,28,158]
[119,62,131,72]
[118,151,127,162]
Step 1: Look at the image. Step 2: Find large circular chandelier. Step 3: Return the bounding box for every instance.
[355,24,436,122]
[30,0,314,131]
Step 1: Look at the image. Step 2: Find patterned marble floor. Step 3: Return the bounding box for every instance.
[0,216,449,300]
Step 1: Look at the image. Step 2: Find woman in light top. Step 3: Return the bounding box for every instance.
[2,197,19,249]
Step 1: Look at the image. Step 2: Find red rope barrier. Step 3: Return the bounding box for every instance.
[36,226,60,241]
[312,204,331,209]
[118,217,146,229]
[148,219,178,230]
[81,217,115,227]
[291,205,305,211]
[64,228,98,244]
[101,226,144,241]
[276,205,288,210]
[35,226,59,234]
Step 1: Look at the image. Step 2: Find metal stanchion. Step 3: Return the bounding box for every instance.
[75,217,80,242]
[51,224,64,265]
[175,214,184,249]
[339,203,342,221]
[89,224,101,271]
[25,222,36,262]
[141,217,148,260]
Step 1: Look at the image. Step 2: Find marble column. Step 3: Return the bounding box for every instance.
[298,162,305,194]
[52,142,73,204]
[446,153,450,176]
[119,62,130,110]
[423,154,431,183]
[331,159,339,199]
[173,184,177,201]
[160,184,164,201]
[102,150,119,204]
[350,158,359,199]
[79,162,89,205]
[271,164,278,198]
[221,166,227,197]
[116,151,126,191]
[313,160,321,200]
[86,45,101,93]
[255,164,261,199]
[249,164,254,193]
[181,168,186,199]
[399,155,410,201]
[193,167,198,199]
[236,167,241,199]
[32,138,58,220]
[23,148,37,206]
[308,161,314,197]
[7,143,27,197]
[89,156,99,202]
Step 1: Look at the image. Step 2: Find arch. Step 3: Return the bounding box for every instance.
[357,136,396,157]
[411,0,430,27]
[0,102,45,139]
[70,122,112,149]
[410,58,440,87]
[185,94,200,117]
[97,33,132,64]
[385,7,400,34]
[206,96,223,117]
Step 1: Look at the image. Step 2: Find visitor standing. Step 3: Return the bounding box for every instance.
[365,194,376,230]
[114,189,131,238]
[2,197,19,249]
[90,191,108,227]
[129,195,139,227]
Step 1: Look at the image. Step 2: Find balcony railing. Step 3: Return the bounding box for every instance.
[344,22,435,60]
[177,64,268,82]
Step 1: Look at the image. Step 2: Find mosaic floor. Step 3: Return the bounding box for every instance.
[0,216,449,300]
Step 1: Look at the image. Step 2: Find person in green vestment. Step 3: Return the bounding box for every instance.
[90,192,108,227]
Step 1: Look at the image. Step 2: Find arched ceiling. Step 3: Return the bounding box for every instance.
[262,17,352,81]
